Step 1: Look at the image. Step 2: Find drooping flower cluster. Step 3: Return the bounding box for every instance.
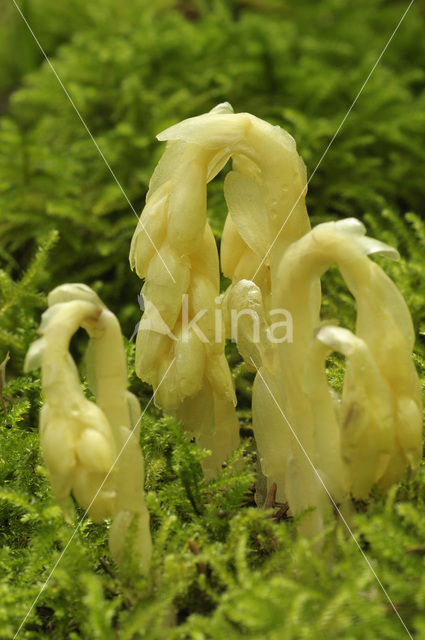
[231,220,422,534]
[25,284,152,572]
[130,102,312,477]
[130,104,242,478]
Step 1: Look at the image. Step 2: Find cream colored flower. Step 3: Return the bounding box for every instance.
[25,284,152,573]
[131,103,310,477]
[231,220,421,535]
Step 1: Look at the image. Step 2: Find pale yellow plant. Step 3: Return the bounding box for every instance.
[25,284,152,572]
[130,104,238,478]
[229,220,422,535]
[130,103,310,476]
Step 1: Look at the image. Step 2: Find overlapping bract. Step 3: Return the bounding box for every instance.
[25,284,152,572]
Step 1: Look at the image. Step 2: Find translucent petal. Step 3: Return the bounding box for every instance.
[224,171,270,257]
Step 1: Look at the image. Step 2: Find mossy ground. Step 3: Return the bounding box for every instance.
[1,1,425,638]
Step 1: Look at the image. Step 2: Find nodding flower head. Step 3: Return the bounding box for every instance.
[25,283,152,572]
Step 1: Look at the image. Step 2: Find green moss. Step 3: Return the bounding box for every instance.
[1,0,425,637]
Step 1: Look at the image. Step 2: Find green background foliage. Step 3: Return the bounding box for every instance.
[1,0,425,637]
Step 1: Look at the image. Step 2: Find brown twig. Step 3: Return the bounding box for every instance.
[99,557,116,578]
[272,502,289,522]
[263,482,289,522]
[187,539,208,575]
[406,546,425,555]
[264,482,277,509]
